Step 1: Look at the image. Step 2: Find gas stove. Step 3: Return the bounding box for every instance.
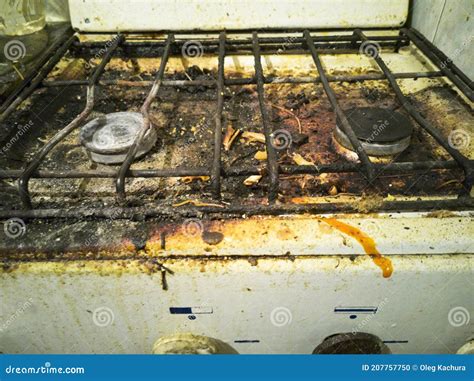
[0,2,473,355]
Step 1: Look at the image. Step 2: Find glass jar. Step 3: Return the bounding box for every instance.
[0,0,46,36]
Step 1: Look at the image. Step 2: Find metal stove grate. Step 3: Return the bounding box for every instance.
[0,28,472,219]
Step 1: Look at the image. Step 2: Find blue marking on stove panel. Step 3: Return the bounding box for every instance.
[170,307,213,315]
[334,307,378,314]
[170,307,192,314]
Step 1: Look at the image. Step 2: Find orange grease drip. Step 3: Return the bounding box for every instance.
[320,218,393,278]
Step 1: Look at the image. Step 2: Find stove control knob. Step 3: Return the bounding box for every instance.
[312,332,391,354]
[457,340,474,354]
[152,333,238,354]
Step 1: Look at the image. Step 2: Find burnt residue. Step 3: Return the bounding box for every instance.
[273,83,467,199]
[0,218,144,256]
[0,252,354,266]
[201,231,224,245]
[0,57,469,212]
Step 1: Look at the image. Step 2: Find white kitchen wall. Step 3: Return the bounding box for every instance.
[411,0,473,80]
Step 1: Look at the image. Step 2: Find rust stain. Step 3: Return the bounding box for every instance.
[276,226,294,240]
[319,218,393,278]
[121,239,136,252]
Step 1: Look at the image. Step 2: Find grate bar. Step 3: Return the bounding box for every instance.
[0,32,77,124]
[210,32,226,199]
[71,34,409,58]
[401,28,473,100]
[17,34,124,209]
[406,29,472,88]
[116,34,174,202]
[41,70,445,88]
[75,33,408,46]
[252,32,280,202]
[409,28,472,89]
[354,29,473,195]
[0,29,472,218]
[73,45,406,60]
[304,30,375,182]
[0,160,463,179]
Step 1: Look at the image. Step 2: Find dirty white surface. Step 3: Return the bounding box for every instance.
[69,0,409,31]
[0,254,472,354]
[1,213,473,354]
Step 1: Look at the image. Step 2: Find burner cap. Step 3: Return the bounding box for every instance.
[334,107,414,156]
[80,112,157,164]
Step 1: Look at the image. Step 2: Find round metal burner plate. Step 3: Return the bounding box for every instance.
[79,112,157,164]
[334,125,412,156]
[337,107,414,143]
[334,107,414,156]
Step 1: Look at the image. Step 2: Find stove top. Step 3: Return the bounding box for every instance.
[0,26,473,356]
[0,28,472,220]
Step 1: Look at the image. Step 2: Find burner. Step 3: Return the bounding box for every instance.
[333,107,414,157]
[79,112,157,164]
